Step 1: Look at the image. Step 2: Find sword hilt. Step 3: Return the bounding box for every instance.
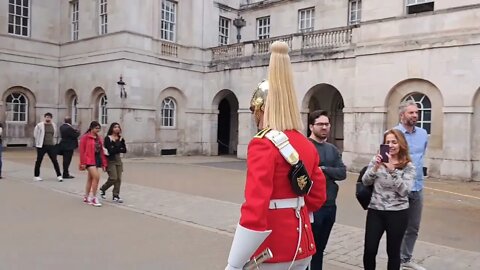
[243,248,273,270]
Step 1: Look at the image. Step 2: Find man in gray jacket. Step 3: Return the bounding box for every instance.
[309,110,347,270]
[33,112,62,182]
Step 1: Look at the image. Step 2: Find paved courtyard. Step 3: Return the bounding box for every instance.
[1,149,479,269]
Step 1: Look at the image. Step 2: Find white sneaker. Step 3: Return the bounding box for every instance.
[57,176,63,182]
[33,176,43,181]
[90,197,102,207]
[402,260,426,270]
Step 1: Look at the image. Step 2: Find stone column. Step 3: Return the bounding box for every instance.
[440,107,473,180]
[300,110,309,135]
[237,109,255,159]
[201,109,219,156]
[342,108,387,172]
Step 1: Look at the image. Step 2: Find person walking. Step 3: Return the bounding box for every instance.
[362,129,416,270]
[99,122,127,203]
[394,100,429,270]
[224,41,327,270]
[59,116,80,179]
[308,110,347,270]
[79,121,107,207]
[33,112,63,182]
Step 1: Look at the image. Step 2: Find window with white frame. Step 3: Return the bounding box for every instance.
[348,0,361,25]
[99,95,108,125]
[161,0,177,41]
[256,16,270,40]
[99,0,108,35]
[6,93,28,122]
[71,96,78,124]
[71,0,79,41]
[402,93,432,134]
[298,8,314,33]
[219,17,230,46]
[8,0,30,36]
[406,0,434,14]
[161,97,176,127]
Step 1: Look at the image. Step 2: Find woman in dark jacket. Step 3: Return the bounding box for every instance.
[99,122,127,203]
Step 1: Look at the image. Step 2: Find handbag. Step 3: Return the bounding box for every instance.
[55,143,63,156]
[355,166,372,210]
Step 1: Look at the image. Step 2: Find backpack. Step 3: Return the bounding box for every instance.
[355,166,372,210]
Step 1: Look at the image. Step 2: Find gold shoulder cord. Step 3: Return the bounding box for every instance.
[254,128,272,139]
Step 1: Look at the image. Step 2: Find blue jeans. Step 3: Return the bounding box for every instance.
[311,205,337,270]
[401,190,424,263]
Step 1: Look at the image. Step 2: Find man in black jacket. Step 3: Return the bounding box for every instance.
[59,116,80,179]
[308,110,347,270]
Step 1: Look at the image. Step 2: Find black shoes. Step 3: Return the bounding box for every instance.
[100,190,106,199]
[113,196,124,203]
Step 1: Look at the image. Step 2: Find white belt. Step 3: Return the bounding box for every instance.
[269,197,305,209]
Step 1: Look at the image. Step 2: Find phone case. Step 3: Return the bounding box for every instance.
[380,144,389,162]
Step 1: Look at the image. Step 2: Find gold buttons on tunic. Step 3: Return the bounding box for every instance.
[310,243,315,249]
[298,247,303,254]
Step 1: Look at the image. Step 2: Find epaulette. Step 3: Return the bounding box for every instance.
[254,128,272,139]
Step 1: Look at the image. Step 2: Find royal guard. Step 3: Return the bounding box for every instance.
[225,41,327,270]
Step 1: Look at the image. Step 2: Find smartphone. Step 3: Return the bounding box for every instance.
[380,144,390,163]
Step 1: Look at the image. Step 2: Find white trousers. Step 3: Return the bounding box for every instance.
[258,257,311,270]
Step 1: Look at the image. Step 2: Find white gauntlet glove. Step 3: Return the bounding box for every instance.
[225,224,271,270]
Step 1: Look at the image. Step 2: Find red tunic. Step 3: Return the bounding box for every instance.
[239,129,327,263]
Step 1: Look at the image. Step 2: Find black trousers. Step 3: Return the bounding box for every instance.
[363,208,409,270]
[34,145,61,177]
[62,150,74,177]
[311,205,337,270]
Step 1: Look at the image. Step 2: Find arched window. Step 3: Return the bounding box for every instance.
[99,95,108,125]
[6,93,28,122]
[71,96,78,124]
[161,97,176,127]
[402,93,431,134]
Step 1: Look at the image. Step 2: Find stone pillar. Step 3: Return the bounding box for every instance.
[440,107,473,180]
[342,108,387,172]
[291,34,303,51]
[237,109,255,159]
[300,110,309,135]
[201,109,219,156]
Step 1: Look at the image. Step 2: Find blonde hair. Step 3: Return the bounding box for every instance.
[263,41,303,131]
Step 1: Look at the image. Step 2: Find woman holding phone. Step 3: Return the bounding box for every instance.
[361,129,416,270]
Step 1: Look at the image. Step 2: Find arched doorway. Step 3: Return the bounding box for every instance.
[303,84,345,151]
[213,90,239,155]
[218,99,231,154]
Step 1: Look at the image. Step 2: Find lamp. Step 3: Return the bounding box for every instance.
[117,75,127,99]
[233,15,246,43]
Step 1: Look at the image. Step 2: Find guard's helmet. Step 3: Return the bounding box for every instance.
[249,80,269,113]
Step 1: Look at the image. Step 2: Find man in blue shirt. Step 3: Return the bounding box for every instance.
[394,100,429,270]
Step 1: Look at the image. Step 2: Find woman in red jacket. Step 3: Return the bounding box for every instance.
[79,121,107,207]
[225,41,327,270]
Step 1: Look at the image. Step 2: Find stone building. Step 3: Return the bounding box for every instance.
[1,0,479,181]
